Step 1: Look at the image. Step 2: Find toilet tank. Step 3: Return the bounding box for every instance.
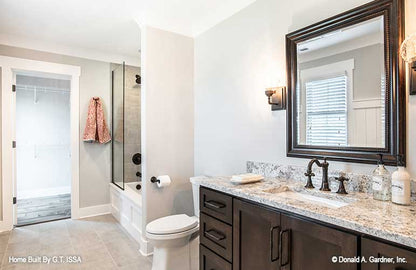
[191,179,201,218]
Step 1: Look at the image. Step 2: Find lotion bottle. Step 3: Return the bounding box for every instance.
[391,155,411,205]
[372,154,391,201]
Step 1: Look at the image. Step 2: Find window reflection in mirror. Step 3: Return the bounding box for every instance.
[296,16,385,148]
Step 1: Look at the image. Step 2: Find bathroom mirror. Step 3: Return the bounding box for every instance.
[286,0,405,165]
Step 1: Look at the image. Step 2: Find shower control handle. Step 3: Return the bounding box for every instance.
[132,153,141,165]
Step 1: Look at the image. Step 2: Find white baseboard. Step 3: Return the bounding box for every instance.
[78,204,111,219]
[18,186,71,199]
[139,238,153,256]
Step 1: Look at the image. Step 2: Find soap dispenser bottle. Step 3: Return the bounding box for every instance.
[372,154,391,201]
[391,155,411,205]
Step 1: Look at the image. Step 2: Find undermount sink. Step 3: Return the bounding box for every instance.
[262,186,354,209]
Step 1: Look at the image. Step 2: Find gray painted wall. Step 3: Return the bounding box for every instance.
[194,0,415,177]
[0,44,113,208]
[299,43,384,100]
[142,26,194,230]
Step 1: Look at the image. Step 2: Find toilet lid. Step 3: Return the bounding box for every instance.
[146,214,198,235]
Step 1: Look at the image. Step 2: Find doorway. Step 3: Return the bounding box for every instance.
[14,73,72,226]
[0,56,80,231]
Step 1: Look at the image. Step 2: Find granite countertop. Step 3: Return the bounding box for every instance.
[191,176,416,249]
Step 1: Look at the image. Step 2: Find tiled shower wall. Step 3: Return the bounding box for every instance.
[124,65,141,183]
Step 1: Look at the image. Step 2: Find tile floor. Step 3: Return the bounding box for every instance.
[17,194,71,226]
[0,214,152,269]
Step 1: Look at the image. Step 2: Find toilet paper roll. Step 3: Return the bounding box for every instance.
[157,175,171,188]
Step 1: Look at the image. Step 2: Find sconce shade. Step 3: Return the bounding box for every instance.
[400,33,416,95]
[400,33,416,63]
[265,87,286,111]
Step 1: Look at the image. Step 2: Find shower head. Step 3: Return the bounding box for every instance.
[135,75,141,85]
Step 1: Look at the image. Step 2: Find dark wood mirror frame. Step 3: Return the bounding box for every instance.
[286,0,405,166]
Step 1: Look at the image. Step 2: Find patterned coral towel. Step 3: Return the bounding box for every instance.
[83,97,111,144]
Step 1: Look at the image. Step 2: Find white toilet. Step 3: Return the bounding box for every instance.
[146,182,200,270]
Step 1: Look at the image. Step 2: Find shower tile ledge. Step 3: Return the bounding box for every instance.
[191,176,416,249]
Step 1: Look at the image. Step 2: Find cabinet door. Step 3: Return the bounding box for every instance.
[200,245,232,270]
[361,237,416,270]
[281,214,358,270]
[233,199,281,270]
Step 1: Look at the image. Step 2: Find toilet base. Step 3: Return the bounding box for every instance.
[150,235,199,270]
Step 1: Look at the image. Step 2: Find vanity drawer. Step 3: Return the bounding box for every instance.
[200,245,232,270]
[200,213,232,262]
[200,187,232,224]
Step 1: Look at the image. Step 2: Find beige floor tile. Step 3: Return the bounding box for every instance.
[0,232,11,244]
[39,244,74,256]
[0,215,154,270]
[39,263,81,270]
[8,229,39,245]
[65,221,94,236]
[76,244,111,264]
[4,241,41,257]
[98,228,131,244]
[39,233,71,247]
[0,243,8,254]
[68,233,102,250]
[118,260,152,270]
[2,264,41,270]
[78,257,117,270]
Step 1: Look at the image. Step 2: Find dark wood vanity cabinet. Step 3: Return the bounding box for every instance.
[232,200,357,270]
[281,214,358,270]
[233,199,281,270]
[199,187,415,270]
[361,238,416,270]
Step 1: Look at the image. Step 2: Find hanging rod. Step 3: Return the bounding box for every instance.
[15,84,70,93]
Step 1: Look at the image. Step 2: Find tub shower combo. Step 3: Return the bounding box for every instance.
[109,62,145,251]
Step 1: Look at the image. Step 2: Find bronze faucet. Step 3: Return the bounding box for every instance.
[304,158,330,191]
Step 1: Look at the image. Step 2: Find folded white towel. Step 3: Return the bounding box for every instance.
[231,173,264,183]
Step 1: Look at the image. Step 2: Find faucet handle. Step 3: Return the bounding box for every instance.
[335,175,349,194]
[304,171,315,189]
[304,172,315,177]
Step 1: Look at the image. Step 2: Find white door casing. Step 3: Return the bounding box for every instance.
[0,56,81,230]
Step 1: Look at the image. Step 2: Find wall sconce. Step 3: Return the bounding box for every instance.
[400,33,416,95]
[265,86,286,110]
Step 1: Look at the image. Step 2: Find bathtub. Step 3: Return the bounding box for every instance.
[110,182,151,255]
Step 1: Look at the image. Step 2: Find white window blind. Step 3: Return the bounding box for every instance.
[305,75,347,146]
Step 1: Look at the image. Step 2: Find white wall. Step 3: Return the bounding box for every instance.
[141,26,194,232]
[0,45,113,208]
[16,75,71,199]
[194,0,416,177]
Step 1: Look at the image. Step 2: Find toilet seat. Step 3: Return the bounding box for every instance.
[146,214,198,238]
[146,224,199,241]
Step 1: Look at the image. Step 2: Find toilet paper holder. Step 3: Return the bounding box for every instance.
[150,176,160,184]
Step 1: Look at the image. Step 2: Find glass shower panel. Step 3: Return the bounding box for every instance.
[112,63,141,189]
[112,63,124,189]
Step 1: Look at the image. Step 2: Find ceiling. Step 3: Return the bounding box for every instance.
[298,16,384,54]
[0,0,256,63]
